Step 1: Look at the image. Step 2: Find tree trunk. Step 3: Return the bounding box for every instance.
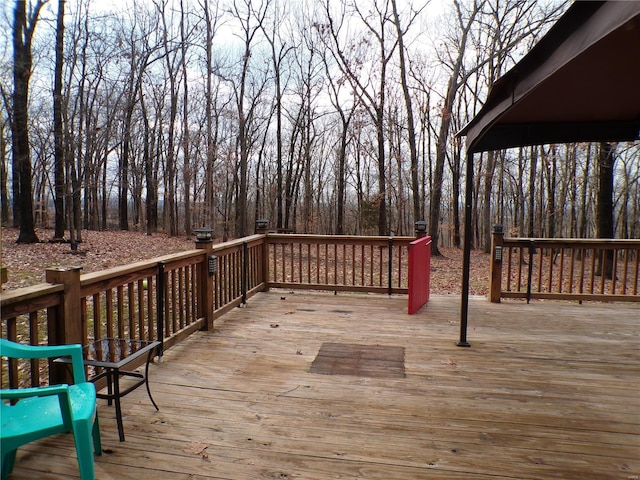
[180,0,191,237]
[101,151,107,230]
[0,120,9,226]
[12,0,43,243]
[141,94,157,235]
[547,145,557,238]
[376,107,387,236]
[527,145,537,237]
[451,145,461,248]
[202,0,220,232]
[52,0,66,241]
[516,147,525,234]
[336,119,348,235]
[11,138,20,228]
[596,142,615,278]
[120,108,132,230]
[578,144,591,238]
[275,61,284,231]
[482,150,496,253]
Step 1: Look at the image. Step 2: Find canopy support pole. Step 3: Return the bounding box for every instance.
[458,151,474,347]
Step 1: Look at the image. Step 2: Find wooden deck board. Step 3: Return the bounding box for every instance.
[8,292,640,479]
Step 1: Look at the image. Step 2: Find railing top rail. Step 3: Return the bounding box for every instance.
[410,236,433,246]
[214,234,265,249]
[502,237,640,247]
[265,233,415,244]
[0,283,64,308]
[80,249,204,287]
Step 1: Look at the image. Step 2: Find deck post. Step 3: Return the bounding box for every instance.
[45,266,82,384]
[195,241,215,331]
[388,237,393,295]
[157,261,166,356]
[489,224,504,303]
[261,233,270,292]
[242,241,248,305]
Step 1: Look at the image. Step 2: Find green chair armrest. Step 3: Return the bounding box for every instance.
[1,384,74,426]
[0,339,86,384]
[0,384,69,401]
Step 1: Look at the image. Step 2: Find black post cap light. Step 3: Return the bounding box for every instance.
[256,219,269,231]
[194,227,213,243]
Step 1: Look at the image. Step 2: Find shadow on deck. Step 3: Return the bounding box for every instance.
[11,292,640,479]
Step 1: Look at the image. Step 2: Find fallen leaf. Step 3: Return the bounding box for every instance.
[183,441,210,455]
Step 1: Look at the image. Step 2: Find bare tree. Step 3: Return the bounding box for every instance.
[288,5,326,233]
[429,0,483,255]
[179,0,194,236]
[155,0,182,236]
[118,3,162,231]
[261,1,293,231]
[320,42,356,235]
[198,0,222,231]
[0,88,11,226]
[477,0,541,252]
[321,0,398,235]
[12,0,47,243]
[390,0,424,225]
[222,0,269,238]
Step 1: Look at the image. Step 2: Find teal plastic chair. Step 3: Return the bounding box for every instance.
[0,339,102,480]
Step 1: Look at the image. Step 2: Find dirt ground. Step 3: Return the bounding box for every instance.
[0,227,490,295]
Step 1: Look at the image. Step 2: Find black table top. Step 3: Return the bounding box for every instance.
[82,338,161,369]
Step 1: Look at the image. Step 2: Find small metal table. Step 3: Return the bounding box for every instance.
[81,338,161,441]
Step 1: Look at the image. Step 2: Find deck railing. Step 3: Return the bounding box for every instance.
[489,225,640,302]
[0,236,267,389]
[265,234,414,294]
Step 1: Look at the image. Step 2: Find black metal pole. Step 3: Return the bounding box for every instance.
[458,152,474,347]
[388,237,393,295]
[157,261,165,358]
[527,240,534,304]
[242,241,248,305]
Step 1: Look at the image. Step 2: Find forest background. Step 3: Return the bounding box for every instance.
[1,0,639,262]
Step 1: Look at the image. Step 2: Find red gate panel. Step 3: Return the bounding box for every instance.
[408,236,431,314]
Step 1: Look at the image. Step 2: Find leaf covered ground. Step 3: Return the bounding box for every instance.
[1,228,490,295]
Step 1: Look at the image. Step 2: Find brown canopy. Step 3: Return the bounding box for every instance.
[456,1,640,346]
[459,1,640,153]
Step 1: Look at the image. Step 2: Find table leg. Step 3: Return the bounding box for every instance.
[113,368,125,442]
[106,368,113,406]
[145,348,159,411]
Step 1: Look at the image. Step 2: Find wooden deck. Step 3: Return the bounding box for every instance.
[9,292,640,479]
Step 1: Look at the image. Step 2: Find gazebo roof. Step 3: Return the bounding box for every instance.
[458,1,640,154]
